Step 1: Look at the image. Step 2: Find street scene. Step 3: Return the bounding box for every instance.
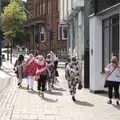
[0,0,120,120]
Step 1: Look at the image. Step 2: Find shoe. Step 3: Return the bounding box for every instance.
[116,101,119,105]
[72,96,76,102]
[17,83,20,86]
[107,100,112,104]
[27,85,29,90]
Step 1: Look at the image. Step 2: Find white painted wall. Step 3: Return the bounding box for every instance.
[89,16,106,91]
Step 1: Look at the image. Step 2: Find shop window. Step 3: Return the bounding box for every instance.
[102,14,119,71]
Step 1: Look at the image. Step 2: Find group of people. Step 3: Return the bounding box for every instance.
[14,51,59,97]
[14,51,120,104]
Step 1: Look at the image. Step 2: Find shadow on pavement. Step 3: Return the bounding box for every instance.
[93,92,108,98]
[112,104,120,110]
[0,68,14,77]
[53,87,66,92]
[45,90,63,96]
[27,90,38,95]
[43,97,58,103]
[74,100,94,107]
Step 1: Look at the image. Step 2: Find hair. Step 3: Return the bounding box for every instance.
[111,56,118,64]
[38,55,44,61]
[18,54,24,62]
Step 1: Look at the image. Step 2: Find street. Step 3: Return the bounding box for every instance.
[0,61,120,120]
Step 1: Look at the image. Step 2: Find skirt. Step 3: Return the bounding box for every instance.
[104,80,120,88]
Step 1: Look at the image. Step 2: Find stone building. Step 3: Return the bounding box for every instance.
[25,0,67,57]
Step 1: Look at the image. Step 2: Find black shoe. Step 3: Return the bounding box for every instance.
[27,85,29,90]
[72,96,76,102]
[107,100,112,104]
[17,83,20,86]
[116,101,119,105]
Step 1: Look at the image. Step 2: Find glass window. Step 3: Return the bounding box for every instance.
[58,25,68,40]
[102,14,119,71]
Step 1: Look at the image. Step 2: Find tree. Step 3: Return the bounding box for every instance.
[1,0,27,42]
[1,0,27,63]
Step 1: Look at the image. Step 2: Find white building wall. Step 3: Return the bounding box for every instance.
[89,16,105,91]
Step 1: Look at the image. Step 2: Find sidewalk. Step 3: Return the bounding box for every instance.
[0,62,120,120]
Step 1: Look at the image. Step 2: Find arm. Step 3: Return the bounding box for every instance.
[36,63,48,74]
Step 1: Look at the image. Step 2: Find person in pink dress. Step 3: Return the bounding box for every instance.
[25,54,37,91]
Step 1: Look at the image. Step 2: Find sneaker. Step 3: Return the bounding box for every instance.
[72,96,76,102]
[107,100,112,104]
[116,101,119,105]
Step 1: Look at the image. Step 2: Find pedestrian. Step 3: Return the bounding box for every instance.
[14,54,25,88]
[54,56,59,77]
[25,54,37,91]
[104,56,120,105]
[36,55,48,97]
[46,54,55,91]
[65,56,82,101]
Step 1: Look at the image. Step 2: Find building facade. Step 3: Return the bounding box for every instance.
[25,0,66,56]
[89,0,120,91]
[60,0,90,88]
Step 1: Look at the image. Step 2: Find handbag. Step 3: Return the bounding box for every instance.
[104,67,116,88]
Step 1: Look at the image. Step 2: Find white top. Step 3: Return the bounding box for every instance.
[105,64,120,82]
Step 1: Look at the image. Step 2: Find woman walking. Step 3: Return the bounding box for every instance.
[14,54,25,88]
[104,56,120,105]
[25,54,37,91]
[36,55,48,97]
[65,56,82,101]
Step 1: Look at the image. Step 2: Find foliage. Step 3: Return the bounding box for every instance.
[1,0,27,41]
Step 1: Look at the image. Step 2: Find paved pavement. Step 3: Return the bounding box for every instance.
[0,60,120,120]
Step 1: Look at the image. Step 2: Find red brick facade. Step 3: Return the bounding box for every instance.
[25,0,67,57]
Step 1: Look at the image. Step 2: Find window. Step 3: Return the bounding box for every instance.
[58,25,68,40]
[102,14,119,71]
[40,27,45,42]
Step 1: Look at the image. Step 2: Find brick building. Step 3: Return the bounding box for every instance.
[25,0,67,57]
